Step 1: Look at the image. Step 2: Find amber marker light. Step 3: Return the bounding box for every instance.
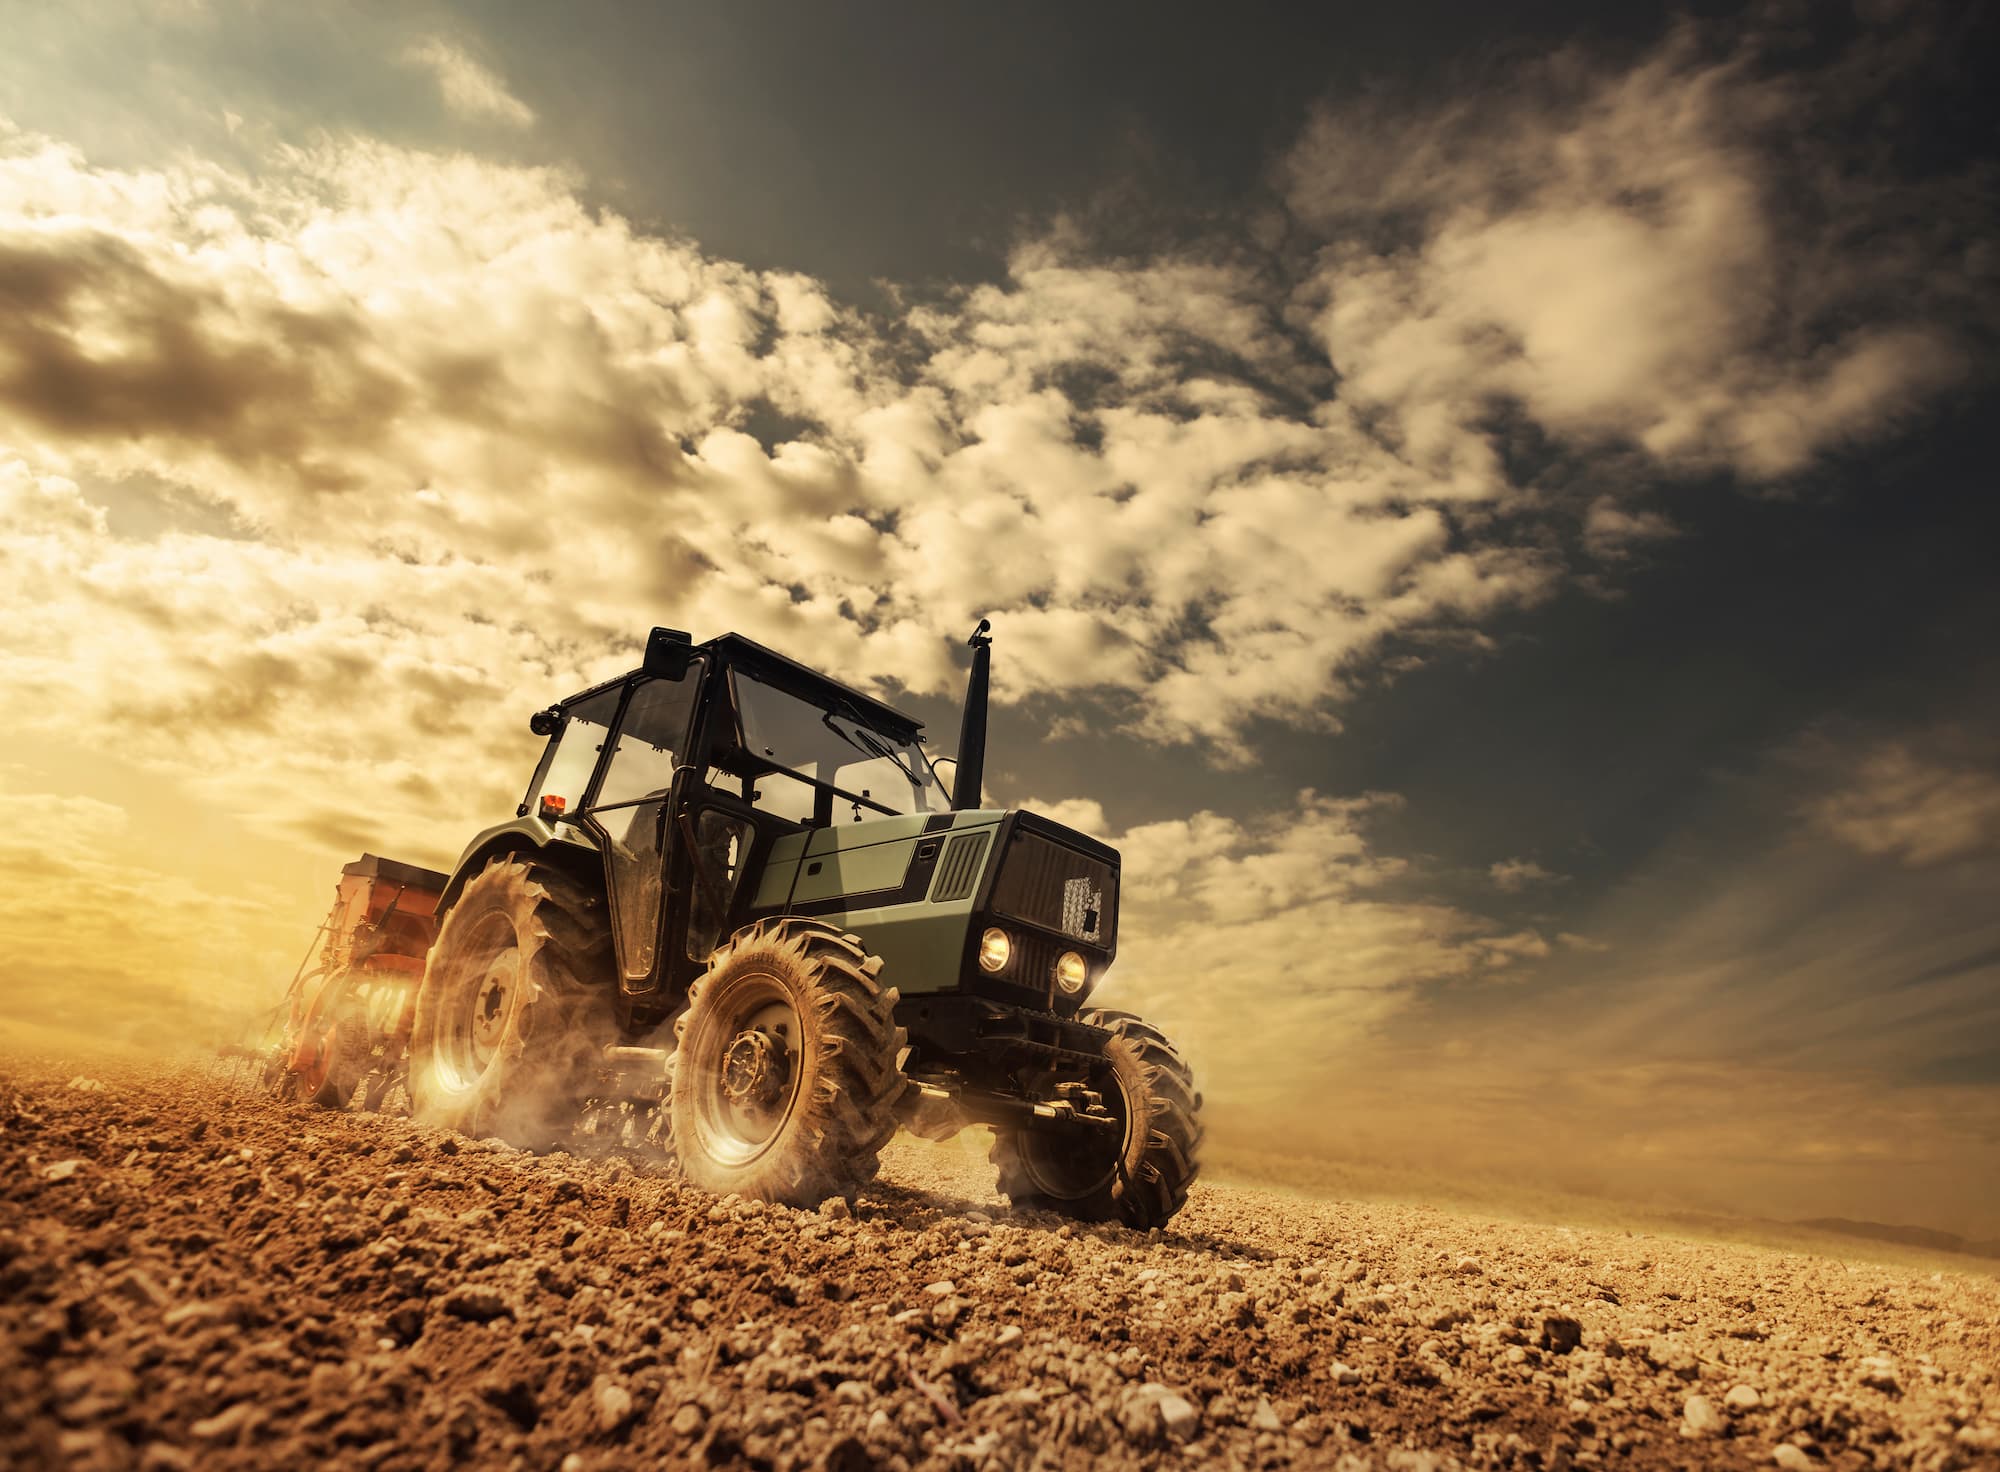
[538,794,568,822]
[978,927,1011,972]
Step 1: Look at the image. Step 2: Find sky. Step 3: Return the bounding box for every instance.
[1,0,1996,1234]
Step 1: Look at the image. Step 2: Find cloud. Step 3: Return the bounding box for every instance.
[0,118,1570,807]
[0,229,400,460]
[1802,736,2000,867]
[1283,18,1986,486]
[1488,857,1563,893]
[0,3,1980,822]
[400,38,535,129]
[1581,497,1677,560]
[1173,730,2000,1235]
[1053,789,1553,1112]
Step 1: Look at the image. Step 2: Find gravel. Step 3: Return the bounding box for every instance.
[3,1057,1997,1471]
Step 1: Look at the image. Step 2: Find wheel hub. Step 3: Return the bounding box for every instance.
[471,964,512,1048]
[721,1028,788,1108]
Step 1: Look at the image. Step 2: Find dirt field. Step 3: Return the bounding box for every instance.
[3,1060,1996,1472]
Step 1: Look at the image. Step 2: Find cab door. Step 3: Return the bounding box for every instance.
[653,673,807,993]
[577,666,702,992]
[661,791,764,982]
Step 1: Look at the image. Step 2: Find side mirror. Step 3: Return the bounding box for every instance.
[529,707,565,738]
[643,626,694,681]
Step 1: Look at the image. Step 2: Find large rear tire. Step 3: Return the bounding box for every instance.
[407,857,617,1149]
[992,1007,1202,1230]
[670,918,905,1207]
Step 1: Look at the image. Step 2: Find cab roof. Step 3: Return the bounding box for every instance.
[558,631,925,740]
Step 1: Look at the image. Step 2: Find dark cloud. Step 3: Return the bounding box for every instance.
[0,233,404,466]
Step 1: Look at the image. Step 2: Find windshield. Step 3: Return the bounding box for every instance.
[723,669,949,822]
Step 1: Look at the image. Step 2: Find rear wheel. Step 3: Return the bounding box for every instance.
[992,1007,1202,1230]
[408,857,617,1149]
[671,918,905,1207]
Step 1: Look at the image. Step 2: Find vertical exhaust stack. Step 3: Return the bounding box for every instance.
[952,618,992,810]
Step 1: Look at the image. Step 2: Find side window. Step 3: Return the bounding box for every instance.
[530,688,621,814]
[595,671,701,808]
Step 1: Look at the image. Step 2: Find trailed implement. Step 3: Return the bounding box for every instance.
[265,854,446,1111]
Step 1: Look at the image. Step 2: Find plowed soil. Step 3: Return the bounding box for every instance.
[3,1060,1996,1472]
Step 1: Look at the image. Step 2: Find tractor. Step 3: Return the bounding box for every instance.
[403,623,1202,1228]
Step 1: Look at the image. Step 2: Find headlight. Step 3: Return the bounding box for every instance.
[1054,951,1088,994]
[977,927,1011,973]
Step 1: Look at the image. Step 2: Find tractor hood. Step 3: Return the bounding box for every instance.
[738,806,1119,1009]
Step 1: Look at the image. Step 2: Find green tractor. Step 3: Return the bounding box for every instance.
[405,623,1201,1228]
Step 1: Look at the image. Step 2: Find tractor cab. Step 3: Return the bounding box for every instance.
[506,630,953,1019]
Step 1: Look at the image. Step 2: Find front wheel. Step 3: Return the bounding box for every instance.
[407,857,617,1149]
[992,1007,1202,1230]
[670,918,906,1207]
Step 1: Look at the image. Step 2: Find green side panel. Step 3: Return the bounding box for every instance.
[748,813,996,912]
[766,831,810,867]
[794,836,917,904]
[750,830,808,909]
[811,813,1004,995]
[824,895,979,996]
[791,813,943,908]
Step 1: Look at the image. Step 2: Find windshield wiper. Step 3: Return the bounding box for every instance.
[823,706,930,788]
[851,725,926,785]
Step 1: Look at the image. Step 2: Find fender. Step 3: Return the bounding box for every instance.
[436,816,603,917]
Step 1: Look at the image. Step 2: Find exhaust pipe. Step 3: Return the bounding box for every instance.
[952,619,991,809]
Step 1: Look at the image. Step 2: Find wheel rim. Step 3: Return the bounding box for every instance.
[436,913,521,1093]
[685,972,804,1168]
[1020,1067,1135,1201]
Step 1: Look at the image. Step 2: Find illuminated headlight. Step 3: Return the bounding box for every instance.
[977,927,1011,973]
[1054,951,1088,995]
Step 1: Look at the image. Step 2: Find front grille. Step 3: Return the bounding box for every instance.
[989,831,1116,946]
[998,929,1069,1008]
[930,832,990,903]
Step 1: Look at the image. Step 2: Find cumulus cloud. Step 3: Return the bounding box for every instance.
[0,119,1566,812]
[1284,18,1984,485]
[400,38,535,129]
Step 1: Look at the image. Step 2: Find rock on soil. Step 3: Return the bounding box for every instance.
[2,1058,1998,1471]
